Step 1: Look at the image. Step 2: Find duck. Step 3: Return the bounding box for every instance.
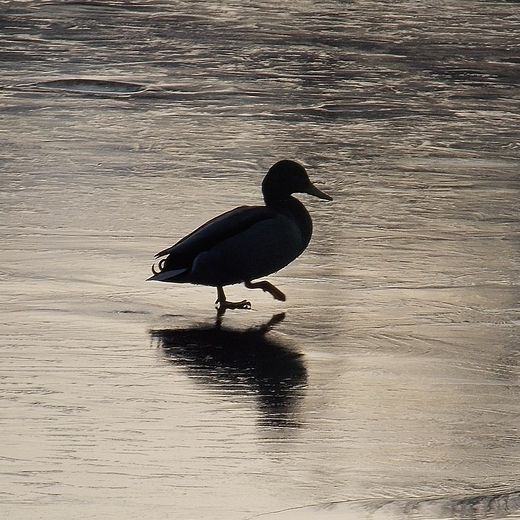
[148,160,332,313]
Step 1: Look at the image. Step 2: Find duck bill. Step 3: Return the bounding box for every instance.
[306,183,333,201]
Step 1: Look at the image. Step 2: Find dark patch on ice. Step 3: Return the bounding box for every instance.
[251,489,520,519]
[29,78,147,96]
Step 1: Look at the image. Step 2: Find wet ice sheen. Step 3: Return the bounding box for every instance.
[0,1,519,520]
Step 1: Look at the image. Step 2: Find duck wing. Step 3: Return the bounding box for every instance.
[154,205,278,266]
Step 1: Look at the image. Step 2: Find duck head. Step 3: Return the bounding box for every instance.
[262,160,333,205]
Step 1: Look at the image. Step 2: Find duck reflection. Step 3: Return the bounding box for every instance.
[151,313,307,427]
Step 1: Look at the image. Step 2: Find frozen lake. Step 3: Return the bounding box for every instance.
[1,1,519,519]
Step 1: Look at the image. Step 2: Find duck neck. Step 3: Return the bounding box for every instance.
[266,196,313,251]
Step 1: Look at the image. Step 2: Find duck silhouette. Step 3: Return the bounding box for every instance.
[148,160,332,313]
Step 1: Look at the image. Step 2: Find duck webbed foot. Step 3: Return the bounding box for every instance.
[245,280,286,301]
[215,286,251,315]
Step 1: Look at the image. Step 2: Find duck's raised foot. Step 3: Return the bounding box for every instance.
[245,280,286,301]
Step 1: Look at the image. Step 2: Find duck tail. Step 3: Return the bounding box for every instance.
[147,258,187,282]
[152,258,166,275]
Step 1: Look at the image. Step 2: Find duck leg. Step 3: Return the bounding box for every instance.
[244,280,286,301]
[215,286,251,315]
